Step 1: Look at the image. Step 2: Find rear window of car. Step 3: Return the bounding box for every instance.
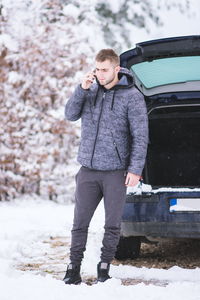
[131,56,200,89]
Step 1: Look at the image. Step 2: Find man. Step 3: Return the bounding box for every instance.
[63,49,148,284]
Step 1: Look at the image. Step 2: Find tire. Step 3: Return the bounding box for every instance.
[115,236,141,260]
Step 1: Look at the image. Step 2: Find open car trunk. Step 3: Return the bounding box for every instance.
[117,37,200,252]
[145,104,200,187]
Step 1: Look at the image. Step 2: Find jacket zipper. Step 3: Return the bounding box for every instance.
[110,130,122,163]
[91,92,105,167]
[113,141,122,163]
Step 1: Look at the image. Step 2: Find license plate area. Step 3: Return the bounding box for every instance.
[170,198,200,212]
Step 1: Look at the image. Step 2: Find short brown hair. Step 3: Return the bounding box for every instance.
[95,49,120,66]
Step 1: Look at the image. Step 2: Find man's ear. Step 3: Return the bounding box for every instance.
[115,65,120,73]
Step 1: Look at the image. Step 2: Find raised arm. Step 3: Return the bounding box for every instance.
[65,71,95,121]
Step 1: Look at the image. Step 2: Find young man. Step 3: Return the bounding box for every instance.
[63,49,148,284]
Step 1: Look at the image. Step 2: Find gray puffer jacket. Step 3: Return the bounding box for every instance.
[65,68,148,175]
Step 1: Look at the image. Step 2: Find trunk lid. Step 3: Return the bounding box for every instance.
[120,36,200,96]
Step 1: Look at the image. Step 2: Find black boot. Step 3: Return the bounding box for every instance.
[97,262,111,282]
[63,263,82,285]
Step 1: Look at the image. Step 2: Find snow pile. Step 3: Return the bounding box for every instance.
[127,183,200,195]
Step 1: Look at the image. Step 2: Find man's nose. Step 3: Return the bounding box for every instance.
[99,71,104,78]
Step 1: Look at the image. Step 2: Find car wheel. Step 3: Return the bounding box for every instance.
[115,236,141,260]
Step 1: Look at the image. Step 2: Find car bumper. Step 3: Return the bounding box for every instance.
[121,191,200,239]
[121,221,200,239]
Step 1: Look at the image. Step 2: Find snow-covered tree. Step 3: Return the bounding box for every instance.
[0,0,104,201]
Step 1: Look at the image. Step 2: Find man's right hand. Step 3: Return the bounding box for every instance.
[81,71,96,90]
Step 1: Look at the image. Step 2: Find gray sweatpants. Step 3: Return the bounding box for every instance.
[70,166,127,265]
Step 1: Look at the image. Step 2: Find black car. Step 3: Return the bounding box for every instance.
[115,35,200,260]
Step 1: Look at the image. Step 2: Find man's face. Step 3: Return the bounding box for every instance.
[95,59,120,88]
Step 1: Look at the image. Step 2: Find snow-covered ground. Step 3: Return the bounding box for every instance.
[1,198,200,300]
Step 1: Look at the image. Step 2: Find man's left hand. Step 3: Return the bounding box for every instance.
[125,172,141,187]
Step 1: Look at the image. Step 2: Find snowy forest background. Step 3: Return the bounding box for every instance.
[1,0,200,202]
